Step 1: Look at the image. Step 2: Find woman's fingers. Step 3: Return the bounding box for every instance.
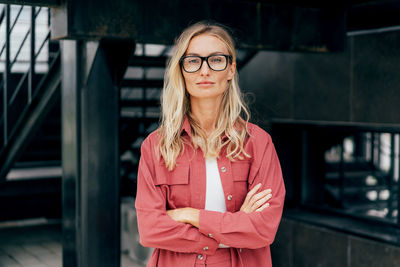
[248,189,271,206]
[243,183,262,204]
[251,192,272,210]
[240,184,272,213]
[255,202,270,212]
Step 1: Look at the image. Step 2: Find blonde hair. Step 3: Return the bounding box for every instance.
[159,21,250,170]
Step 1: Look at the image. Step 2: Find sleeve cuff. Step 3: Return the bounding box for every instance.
[196,231,219,255]
[199,209,224,244]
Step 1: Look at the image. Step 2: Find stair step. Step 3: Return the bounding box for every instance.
[6,166,62,181]
[128,55,168,67]
[13,160,61,168]
[121,79,163,88]
[121,99,160,107]
[326,160,376,172]
[120,117,159,124]
[343,200,398,214]
[325,170,388,180]
[326,184,396,194]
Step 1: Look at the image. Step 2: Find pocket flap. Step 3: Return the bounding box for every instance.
[155,163,190,185]
[231,161,251,182]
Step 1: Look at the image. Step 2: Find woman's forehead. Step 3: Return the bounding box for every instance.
[185,34,229,55]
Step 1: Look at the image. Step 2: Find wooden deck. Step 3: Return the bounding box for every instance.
[0,220,145,267]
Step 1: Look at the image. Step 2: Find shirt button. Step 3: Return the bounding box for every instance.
[239,248,243,252]
[208,233,213,238]
[220,166,226,172]
[203,246,209,251]
[197,254,203,260]
[227,194,233,201]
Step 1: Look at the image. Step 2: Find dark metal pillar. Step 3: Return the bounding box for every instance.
[3,4,10,146]
[61,39,83,267]
[339,141,345,207]
[388,133,394,219]
[62,38,134,267]
[29,6,36,104]
[397,134,400,226]
[300,129,308,205]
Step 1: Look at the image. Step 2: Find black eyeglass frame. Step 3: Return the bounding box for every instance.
[180,54,233,73]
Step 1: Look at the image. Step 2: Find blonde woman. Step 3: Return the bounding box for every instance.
[135,21,285,267]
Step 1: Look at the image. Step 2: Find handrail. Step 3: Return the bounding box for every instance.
[0,5,50,108]
[0,5,23,58]
[7,50,60,147]
[0,3,60,182]
[2,4,10,146]
[0,5,5,25]
[34,27,49,59]
[9,30,51,106]
[7,7,42,70]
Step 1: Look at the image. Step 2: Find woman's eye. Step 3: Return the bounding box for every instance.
[211,57,223,63]
[188,58,200,64]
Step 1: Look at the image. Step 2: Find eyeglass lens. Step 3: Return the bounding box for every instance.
[182,55,228,72]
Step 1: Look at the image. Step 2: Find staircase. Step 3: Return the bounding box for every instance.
[0,4,62,221]
[323,133,399,222]
[119,45,167,197]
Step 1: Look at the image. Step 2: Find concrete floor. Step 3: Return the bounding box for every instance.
[0,220,145,267]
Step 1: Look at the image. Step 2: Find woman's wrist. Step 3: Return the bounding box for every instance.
[167,208,200,228]
[184,208,200,228]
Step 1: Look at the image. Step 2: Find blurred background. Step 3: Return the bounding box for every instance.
[0,1,399,266]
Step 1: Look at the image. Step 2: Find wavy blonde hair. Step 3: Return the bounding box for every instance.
[159,21,250,170]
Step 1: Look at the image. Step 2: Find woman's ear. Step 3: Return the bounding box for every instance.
[228,61,236,81]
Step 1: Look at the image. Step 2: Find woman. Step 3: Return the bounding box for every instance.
[135,21,285,267]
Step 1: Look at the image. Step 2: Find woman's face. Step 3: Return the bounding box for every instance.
[182,34,236,100]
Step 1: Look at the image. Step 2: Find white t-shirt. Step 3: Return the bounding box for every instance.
[205,157,226,212]
[204,157,229,248]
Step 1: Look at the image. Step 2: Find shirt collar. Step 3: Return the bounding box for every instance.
[180,116,229,142]
[180,116,192,137]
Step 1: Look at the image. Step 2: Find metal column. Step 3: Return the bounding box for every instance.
[61,39,134,267]
[61,39,83,267]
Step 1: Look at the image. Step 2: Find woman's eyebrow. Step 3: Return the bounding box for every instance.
[185,51,225,56]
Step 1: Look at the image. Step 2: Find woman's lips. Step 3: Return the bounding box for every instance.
[196,81,215,85]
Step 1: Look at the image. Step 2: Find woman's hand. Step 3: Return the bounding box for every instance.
[167,207,200,228]
[240,183,272,213]
[167,183,271,227]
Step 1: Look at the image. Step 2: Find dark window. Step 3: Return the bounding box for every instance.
[321,132,398,224]
[272,122,399,228]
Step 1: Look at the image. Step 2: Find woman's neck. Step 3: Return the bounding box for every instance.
[190,96,222,137]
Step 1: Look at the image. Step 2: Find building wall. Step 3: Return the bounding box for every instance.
[239,29,400,127]
[239,29,400,266]
[271,218,400,267]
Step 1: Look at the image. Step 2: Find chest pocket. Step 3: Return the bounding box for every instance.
[231,161,251,210]
[154,163,190,209]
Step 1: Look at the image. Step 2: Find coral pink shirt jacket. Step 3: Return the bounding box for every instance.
[135,118,286,267]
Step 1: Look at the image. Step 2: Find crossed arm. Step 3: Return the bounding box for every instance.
[166,183,273,228]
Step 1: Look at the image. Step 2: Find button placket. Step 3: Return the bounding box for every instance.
[217,156,235,211]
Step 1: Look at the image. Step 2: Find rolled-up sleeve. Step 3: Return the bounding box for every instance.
[198,131,285,249]
[135,135,219,254]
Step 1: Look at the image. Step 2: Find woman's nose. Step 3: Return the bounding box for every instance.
[199,60,211,75]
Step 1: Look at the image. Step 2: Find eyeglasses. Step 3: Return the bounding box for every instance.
[180,54,232,73]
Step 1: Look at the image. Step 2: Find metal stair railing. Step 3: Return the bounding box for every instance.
[0,4,61,182]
